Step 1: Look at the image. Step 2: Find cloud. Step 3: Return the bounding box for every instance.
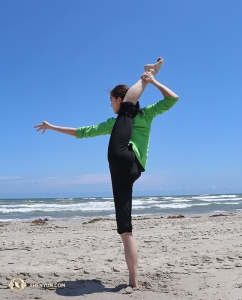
[0,173,111,192]
[0,176,22,180]
[1,172,240,197]
[72,174,111,184]
[38,174,111,186]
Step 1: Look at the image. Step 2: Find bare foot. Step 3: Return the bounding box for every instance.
[144,57,164,75]
[129,277,139,288]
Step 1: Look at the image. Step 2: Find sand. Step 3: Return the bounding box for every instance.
[0,213,242,300]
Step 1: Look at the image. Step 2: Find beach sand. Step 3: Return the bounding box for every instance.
[0,213,242,299]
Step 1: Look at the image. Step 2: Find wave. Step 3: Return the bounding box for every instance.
[0,194,241,220]
[195,198,241,202]
[0,201,115,214]
[194,195,237,200]
[146,203,193,209]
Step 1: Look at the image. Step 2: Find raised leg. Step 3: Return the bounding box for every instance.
[144,57,164,75]
[123,57,163,105]
[123,78,149,105]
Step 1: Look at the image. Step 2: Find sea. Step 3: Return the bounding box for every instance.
[0,194,242,222]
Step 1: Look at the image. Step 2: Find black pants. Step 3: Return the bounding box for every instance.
[108,104,142,234]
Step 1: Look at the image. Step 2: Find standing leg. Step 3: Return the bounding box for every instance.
[110,161,141,288]
[120,232,139,288]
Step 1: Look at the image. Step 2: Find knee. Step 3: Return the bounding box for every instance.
[117,224,132,235]
[120,232,132,239]
[120,232,134,246]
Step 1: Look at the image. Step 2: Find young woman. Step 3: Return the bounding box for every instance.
[34,58,179,288]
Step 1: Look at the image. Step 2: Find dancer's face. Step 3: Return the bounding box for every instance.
[110,95,122,114]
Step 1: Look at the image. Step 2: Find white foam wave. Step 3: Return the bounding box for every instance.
[195,195,237,200]
[214,202,241,205]
[133,203,192,209]
[194,197,241,202]
[146,197,159,201]
[171,199,192,203]
[194,203,214,206]
[133,199,162,205]
[0,218,26,222]
[0,201,114,213]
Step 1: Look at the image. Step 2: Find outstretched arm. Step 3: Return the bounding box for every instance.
[34,121,76,136]
[142,71,179,99]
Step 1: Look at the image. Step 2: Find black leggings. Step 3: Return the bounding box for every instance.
[108,105,142,234]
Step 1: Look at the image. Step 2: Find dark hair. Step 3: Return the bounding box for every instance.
[110,84,129,100]
[110,84,143,116]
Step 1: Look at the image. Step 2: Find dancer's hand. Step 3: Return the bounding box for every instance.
[141,71,155,84]
[34,121,52,134]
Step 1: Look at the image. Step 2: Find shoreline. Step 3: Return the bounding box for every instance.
[1,213,242,299]
[0,209,239,223]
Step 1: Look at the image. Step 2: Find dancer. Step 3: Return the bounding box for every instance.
[34,58,179,288]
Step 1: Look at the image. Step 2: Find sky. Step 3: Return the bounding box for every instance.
[0,0,242,198]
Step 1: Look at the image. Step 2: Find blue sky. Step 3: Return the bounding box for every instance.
[1,0,241,198]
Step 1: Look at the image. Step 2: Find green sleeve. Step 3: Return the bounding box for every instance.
[76,117,116,138]
[143,96,178,121]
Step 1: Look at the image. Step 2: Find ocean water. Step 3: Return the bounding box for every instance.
[0,194,242,222]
